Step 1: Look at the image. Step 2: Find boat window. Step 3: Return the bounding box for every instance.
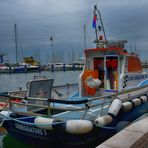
[106,56,118,90]
[93,57,104,87]
[94,58,103,70]
[127,56,142,73]
[119,56,123,73]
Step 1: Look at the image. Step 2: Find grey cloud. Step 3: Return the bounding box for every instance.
[0,0,148,62]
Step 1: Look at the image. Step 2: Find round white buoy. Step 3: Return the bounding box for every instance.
[34,117,55,130]
[94,115,113,127]
[108,99,122,117]
[66,120,93,134]
[140,96,147,103]
[131,98,141,107]
[122,102,132,112]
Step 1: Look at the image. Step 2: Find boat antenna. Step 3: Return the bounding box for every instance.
[93,5,107,44]
[14,24,18,64]
[0,53,6,64]
[84,24,86,49]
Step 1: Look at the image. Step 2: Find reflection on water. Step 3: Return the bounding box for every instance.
[2,134,34,148]
[0,127,42,148]
[0,117,37,148]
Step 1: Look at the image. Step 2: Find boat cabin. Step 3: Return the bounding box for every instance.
[79,40,146,97]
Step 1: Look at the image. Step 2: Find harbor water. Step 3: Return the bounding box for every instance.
[0,71,81,148]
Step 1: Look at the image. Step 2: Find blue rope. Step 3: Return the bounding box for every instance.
[0,113,66,126]
[99,125,116,130]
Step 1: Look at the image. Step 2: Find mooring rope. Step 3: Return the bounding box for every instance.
[0,113,66,126]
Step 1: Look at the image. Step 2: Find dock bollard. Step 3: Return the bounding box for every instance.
[51,64,54,72]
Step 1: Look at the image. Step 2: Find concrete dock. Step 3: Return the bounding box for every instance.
[96,116,148,148]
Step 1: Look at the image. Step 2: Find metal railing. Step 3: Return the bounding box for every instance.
[0,84,148,119]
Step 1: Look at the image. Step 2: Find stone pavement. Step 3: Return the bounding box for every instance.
[96,116,148,148]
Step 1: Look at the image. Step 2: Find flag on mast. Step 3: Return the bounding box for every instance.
[50,36,53,47]
[93,15,97,28]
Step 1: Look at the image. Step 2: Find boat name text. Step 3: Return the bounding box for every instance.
[15,123,47,135]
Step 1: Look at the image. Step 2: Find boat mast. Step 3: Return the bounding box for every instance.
[84,24,86,49]
[14,24,18,64]
[0,53,5,63]
[93,5,107,45]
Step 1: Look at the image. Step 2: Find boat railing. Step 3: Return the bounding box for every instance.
[0,85,148,118]
[8,83,78,100]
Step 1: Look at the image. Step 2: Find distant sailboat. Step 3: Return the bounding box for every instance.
[13,24,40,73]
[13,24,27,73]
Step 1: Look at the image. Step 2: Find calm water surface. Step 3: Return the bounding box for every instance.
[0,71,81,92]
[0,70,81,148]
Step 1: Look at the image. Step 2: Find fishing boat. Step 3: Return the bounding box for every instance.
[0,5,148,148]
[21,56,40,72]
[0,64,12,73]
[13,58,40,73]
[13,65,27,73]
[48,62,83,71]
[0,54,13,74]
[48,63,66,71]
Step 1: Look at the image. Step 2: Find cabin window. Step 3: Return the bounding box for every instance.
[127,56,142,73]
[106,56,118,90]
[119,56,124,73]
[93,57,104,87]
[94,58,103,70]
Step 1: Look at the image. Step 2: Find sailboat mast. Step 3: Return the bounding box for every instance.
[84,24,86,49]
[14,24,18,64]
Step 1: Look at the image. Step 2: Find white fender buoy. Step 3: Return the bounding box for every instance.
[34,117,58,130]
[122,102,132,112]
[140,96,147,103]
[66,120,93,134]
[131,98,141,107]
[0,111,12,118]
[94,115,113,127]
[108,99,122,117]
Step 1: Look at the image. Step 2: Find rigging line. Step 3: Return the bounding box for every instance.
[97,7,107,41]
[17,30,24,60]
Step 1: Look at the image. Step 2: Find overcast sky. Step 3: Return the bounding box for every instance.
[0,0,148,63]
